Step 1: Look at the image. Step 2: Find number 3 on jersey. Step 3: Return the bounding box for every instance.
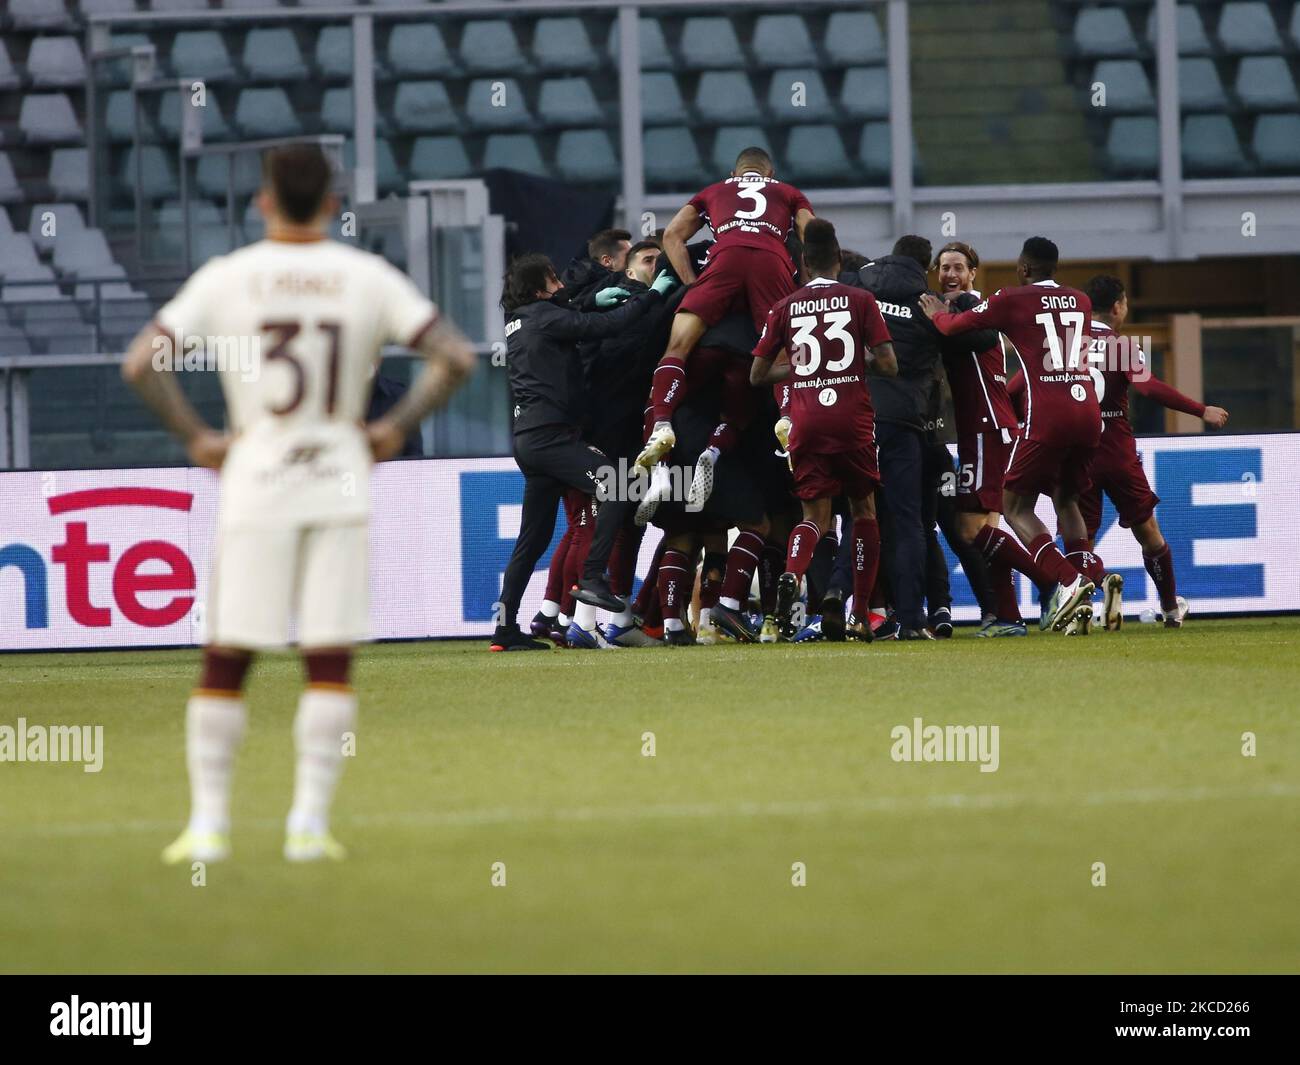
[262,319,342,415]
[1035,311,1085,370]
[791,311,855,376]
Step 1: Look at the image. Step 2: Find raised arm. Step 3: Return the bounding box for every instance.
[544,274,677,342]
[920,291,1000,337]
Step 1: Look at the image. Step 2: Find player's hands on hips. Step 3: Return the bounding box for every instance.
[651,270,679,296]
[918,292,945,319]
[595,287,632,308]
[1202,405,1229,429]
[366,419,405,462]
[186,429,230,469]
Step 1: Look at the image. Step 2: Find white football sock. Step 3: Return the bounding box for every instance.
[558,613,570,627]
[540,599,560,618]
[664,616,685,632]
[573,600,598,631]
[720,596,741,611]
[287,687,357,836]
[609,607,635,628]
[185,693,247,835]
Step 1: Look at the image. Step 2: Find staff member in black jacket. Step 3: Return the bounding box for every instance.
[490,252,677,651]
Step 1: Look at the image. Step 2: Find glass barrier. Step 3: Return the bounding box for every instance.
[1202,321,1300,430]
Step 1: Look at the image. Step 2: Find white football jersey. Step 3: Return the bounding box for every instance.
[156,239,437,527]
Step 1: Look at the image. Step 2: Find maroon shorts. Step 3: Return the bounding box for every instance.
[956,427,1016,513]
[791,445,880,501]
[1003,435,1096,499]
[678,244,796,332]
[1079,428,1158,537]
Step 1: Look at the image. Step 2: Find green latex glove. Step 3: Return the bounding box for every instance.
[651,270,679,296]
[595,287,632,308]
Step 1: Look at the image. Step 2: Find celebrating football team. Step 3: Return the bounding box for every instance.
[489,145,1229,652]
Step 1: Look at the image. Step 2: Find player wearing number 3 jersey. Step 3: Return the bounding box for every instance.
[637,147,813,474]
[740,219,897,643]
[921,236,1101,633]
[123,144,475,865]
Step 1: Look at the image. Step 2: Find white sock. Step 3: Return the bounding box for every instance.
[664,616,685,632]
[540,599,560,618]
[720,596,741,611]
[287,687,357,836]
[558,613,570,627]
[573,600,598,631]
[609,607,635,628]
[185,693,247,835]
[699,606,713,625]
[654,420,671,433]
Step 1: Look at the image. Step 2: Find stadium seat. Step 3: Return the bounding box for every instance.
[20,94,83,145]
[679,18,745,70]
[393,81,459,133]
[555,129,620,184]
[120,146,178,200]
[49,148,90,201]
[537,78,604,126]
[825,10,886,66]
[466,78,533,128]
[196,153,259,201]
[1235,56,1299,110]
[171,32,239,83]
[316,26,355,80]
[710,126,775,176]
[1182,114,1248,174]
[158,90,232,142]
[408,136,475,180]
[158,199,222,231]
[1145,5,1213,54]
[9,0,76,32]
[408,135,473,180]
[752,15,817,68]
[1178,58,1229,111]
[1216,3,1282,53]
[1093,60,1155,113]
[0,234,43,276]
[460,21,530,74]
[1105,115,1159,175]
[234,89,302,140]
[643,127,704,187]
[105,91,143,144]
[102,33,153,88]
[1252,113,1300,170]
[640,72,689,125]
[767,69,833,123]
[243,28,308,83]
[0,41,23,92]
[374,138,404,195]
[322,88,392,136]
[52,230,117,278]
[27,37,86,89]
[839,66,890,120]
[1074,8,1140,57]
[783,125,854,183]
[28,203,86,255]
[534,17,601,72]
[388,22,458,78]
[0,155,23,204]
[606,17,673,70]
[482,134,548,177]
[695,72,761,124]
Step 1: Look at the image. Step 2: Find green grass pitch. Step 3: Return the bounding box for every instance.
[2,618,1298,974]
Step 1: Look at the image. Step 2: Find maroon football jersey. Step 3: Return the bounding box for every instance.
[1089,320,1205,436]
[943,331,1019,436]
[689,174,812,259]
[753,278,892,454]
[932,280,1100,448]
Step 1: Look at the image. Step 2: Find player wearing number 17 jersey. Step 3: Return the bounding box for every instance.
[122,144,475,865]
[738,219,897,643]
[921,236,1100,632]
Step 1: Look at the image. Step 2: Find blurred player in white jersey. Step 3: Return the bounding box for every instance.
[123,144,475,863]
